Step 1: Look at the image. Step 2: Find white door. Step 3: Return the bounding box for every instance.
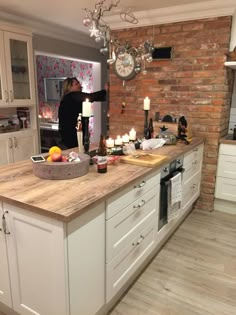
[4,204,68,315]
[0,30,8,106]
[0,135,14,165]
[0,204,12,307]
[13,131,37,162]
[3,31,36,107]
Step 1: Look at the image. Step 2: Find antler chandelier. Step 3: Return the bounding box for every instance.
[83,0,154,76]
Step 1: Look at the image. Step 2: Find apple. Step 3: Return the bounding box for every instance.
[51,152,62,162]
[61,155,68,162]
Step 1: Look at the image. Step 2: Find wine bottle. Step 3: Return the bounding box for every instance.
[97,135,107,173]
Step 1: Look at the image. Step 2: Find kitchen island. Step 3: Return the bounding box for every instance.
[0,138,204,315]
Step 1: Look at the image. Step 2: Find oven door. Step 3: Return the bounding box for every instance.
[159,167,184,231]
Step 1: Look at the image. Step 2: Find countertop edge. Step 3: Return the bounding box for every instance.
[0,138,204,222]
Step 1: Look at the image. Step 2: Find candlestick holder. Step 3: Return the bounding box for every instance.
[83,117,90,154]
[144,110,149,139]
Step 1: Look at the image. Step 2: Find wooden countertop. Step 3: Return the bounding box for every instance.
[219,134,236,145]
[0,137,204,222]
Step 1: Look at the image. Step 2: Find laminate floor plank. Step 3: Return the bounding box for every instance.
[109,209,236,315]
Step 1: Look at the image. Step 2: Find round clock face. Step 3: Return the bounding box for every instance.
[114,53,136,80]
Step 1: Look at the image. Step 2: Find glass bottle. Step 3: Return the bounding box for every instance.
[97,135,107,173]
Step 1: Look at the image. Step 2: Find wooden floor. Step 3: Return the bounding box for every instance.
[109,209,236,315]
[1,209,235,315]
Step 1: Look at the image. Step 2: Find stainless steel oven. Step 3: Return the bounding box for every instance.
[40,122,61,153]
[159,157,184,231]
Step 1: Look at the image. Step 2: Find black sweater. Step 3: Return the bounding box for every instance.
[58,90,106,149]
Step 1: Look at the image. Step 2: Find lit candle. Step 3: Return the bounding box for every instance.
[82,99,92,117]
[106,137,115,148]
[129,128,136,141]
[143,97,150,110]
[122,133,130,143]
[115,135,122,146]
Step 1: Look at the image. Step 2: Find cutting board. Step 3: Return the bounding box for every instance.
[120,154,168,167]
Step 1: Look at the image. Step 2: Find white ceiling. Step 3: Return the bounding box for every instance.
[0,0,235,46]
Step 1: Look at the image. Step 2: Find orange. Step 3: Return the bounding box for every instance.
[49,146,62,156]
[47,156,52,162]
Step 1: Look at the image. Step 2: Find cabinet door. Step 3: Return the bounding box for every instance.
[4,203,68,315]
[0,135,14,165]
[0,31,8,106]
[3,31,36,106]
[13,131,37,162]
[0,204,12,308]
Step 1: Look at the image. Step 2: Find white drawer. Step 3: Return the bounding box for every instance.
[106,170,160,219]
[183,144,203,184]
[184,144,204,166]
[217,154,236,179]
[181,170,201,211]
[219,144,236,156]
[106,186,159,263]
[106,220,156,302]
[215,177,236,202]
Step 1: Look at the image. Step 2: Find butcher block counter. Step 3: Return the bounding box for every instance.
[0,137,203,222]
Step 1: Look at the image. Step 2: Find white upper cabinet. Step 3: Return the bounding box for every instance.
[0,27,36,107]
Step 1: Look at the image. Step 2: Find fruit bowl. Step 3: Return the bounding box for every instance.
[32,153,90,180]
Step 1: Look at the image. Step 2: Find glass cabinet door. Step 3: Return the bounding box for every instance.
[0,31,8,106]
[3,31,36,107]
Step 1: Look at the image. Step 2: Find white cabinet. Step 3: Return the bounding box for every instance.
[0,201,106,315]
[0,203,12,308]
[0,130,38,166]
[181,144,204,213]
[2,203,68,315]
[105,171,160,302]
[215,144,236,202]
[0,25,36,107]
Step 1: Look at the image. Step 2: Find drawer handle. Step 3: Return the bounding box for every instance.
[2,211,10,235]
[193,147,199,152]
[133,200,146,209]
[134,181,146,189]
[192,184,196,189]
[132,235,144,246]
[192,160,198,165]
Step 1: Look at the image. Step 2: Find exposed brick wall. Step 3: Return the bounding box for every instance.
[108,16,234,211]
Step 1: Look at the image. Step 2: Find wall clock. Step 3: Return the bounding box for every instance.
[113,52,136,80]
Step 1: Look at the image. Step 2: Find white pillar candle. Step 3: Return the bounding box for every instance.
[122,133,130,143]
[114,135,122,146]
[82,99,92,117]
[106,137,115,148]
[129,128,136,141]
[143,97,150,110]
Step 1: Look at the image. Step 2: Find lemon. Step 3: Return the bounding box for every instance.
[49,146,62,156]
[47,155,52,162]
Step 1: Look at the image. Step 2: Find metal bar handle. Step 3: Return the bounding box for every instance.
[14,137,17,148]
[9,90,14,102]
[133,200,145,209]
[134,181,146,189]
[132,235,144,246]
[9,138,13,149]
[2,211,10,235]
[4,90,9,102]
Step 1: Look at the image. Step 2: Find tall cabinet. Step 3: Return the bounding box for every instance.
[0,22,38,165]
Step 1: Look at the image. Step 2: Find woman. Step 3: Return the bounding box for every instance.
[58,77,107,149]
